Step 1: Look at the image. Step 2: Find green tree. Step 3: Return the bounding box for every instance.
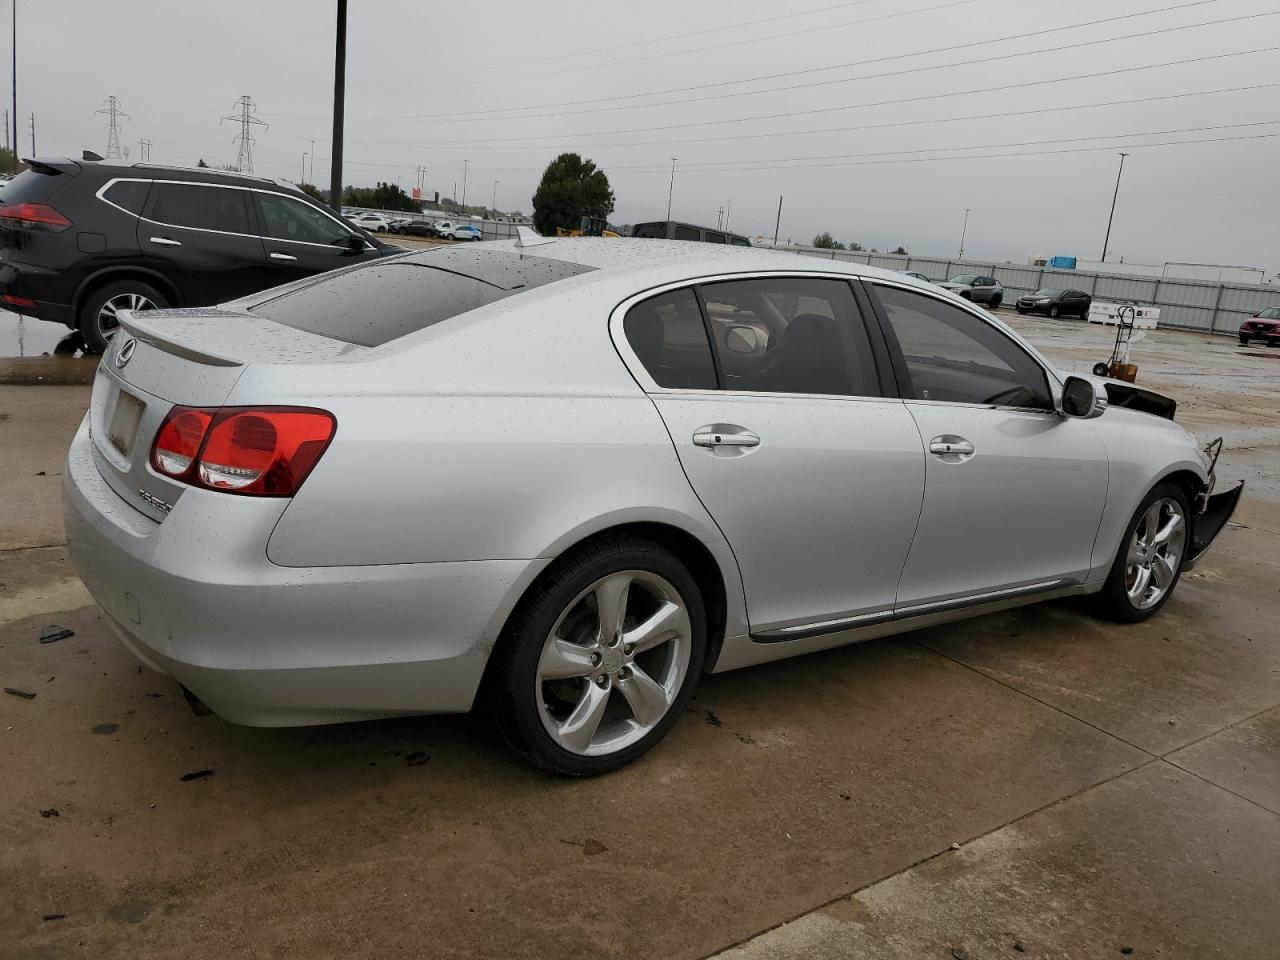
[532,153,615,235]
[297,183,327,203]
[197,158,209,168]
[848,241,864,252]
[891,245,908,255]
[0,146,26,175]
[342,181,418,213]
[813,232,846,250]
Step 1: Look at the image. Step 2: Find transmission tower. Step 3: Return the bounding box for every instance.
[95,96,130,159]
[220,96,267,173]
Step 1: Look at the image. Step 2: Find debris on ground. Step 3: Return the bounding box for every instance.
[4,687,36,699]
[951,948,970,960]
[582,839,608,856]
[704,710,722,727]
[91,723,119,735]
[39,625,74,644]
[1120,949,1134,956]
[180,769,214,782]
[950,842,961,850]
[1014,941,1026,953]
[405,751,429,766]
[42,913,65,922]
[39,808,59,818]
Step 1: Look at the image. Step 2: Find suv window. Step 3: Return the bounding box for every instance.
[705,232,727,244]
[874,285,1052,410]
[673,225,699,241]
[700,277,878,397]
[252,250,594,347]
[257,192,352,246]
[102,179,151,216]
[149,183,251,234]
[729,236,751,247]
[623,288,717,390]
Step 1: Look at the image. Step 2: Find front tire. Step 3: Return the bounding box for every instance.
[1048,305,1060,319]
[77,280,168,354]
[1016,307,1027,315]
[493,535,706,776]
[990,295,1002,310]
[1095,482,1190,623]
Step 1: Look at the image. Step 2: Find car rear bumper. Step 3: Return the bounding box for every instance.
[62,415,544,726]
[0,260,74,324]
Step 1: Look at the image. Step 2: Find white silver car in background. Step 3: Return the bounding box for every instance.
[63,237,1241,775]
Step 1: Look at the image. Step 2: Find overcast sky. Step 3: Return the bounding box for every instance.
[12,0,1279,266]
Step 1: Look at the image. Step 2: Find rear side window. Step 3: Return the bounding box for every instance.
[705,232,726,244]
[623,289,717,390]
[729,236,750,247]
[252,250,594,347]
[102,179,151,215]
[149,183,251,234]
[673,225,699,241]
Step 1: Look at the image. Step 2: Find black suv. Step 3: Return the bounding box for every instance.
[0,157,392,351]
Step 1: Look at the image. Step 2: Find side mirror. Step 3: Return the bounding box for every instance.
[725,325,761,354]
[1061,376,1106,419]
[338,233,366,254]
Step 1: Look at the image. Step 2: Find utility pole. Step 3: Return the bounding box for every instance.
[3,109,7,168]
[221,95,267,173]
[137,139,151,162]
[725,199,732,231]
[773,195,783,246]
[666,157,678,220]
[716,206,723,230]
[11,0,16,170]
[28,111,33,155]
[302,152,307,183]
[329,0,347,212]
[309,138,316,183]
[491,180,498,216]
[1101,152,1129,263]
[958,207,970,259]
[96,96,129,159]
[461,159,469,209]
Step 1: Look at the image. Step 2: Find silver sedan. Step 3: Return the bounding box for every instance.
[63,236,1241,775]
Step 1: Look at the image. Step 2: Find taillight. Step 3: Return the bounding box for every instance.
[0,201,72,232]
[149,406,335,497]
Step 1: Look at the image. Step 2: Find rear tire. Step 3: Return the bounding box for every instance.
[1048,305,1060,319]
[77,279,168,354]
[1095,482,1191,623]
[990,296,1002,310]
[492,535,706,776]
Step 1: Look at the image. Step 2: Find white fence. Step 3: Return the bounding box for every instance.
[783,246,1280,336]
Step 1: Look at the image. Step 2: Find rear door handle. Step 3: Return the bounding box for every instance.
[928,436,976,457]
[693,428,760,448]
[269,252,299,261]
[149,236,181,247]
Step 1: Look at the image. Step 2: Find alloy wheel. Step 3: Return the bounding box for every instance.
[97,292,157,341]
[1124,497,1187,610]
[536,570,691,757]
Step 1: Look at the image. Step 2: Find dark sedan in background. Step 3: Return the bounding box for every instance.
[1016,288,1092,318]
[391,219,437,238]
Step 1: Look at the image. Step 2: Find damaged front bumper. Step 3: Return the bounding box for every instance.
[1185,437,1243,569]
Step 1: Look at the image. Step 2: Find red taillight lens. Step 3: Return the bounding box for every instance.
[148,406,335,497]
[0,201,72,232]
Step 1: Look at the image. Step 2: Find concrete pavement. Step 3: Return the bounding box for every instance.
[2,315,1277,959]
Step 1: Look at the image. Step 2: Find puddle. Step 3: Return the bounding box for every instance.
[0,310,92,358]
[1239,351,1280,361]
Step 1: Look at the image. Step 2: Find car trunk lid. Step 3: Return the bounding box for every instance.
[88,308,365,521]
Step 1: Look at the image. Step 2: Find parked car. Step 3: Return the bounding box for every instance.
[0,157,391,352]
[386,218,409,233]
[395,219,437,239]
[1238,306,1280,346]
[430,219,456,237]
[937,274,1003,307]
[632,220,752,246]
[350,213,392,233]
[63,239,1241,776]
[901,271,932,283]
[448,223,483,241]
[1016,288,1093,318]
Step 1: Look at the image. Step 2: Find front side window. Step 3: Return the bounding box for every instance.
[874,285,1052,410]
[257,192,352,245]
[149,183,251,234]
[950,274,979,285]
[699,277,878,397]
[622,288,717,390]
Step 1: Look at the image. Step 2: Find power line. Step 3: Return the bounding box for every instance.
[221,95,268,173]
[95,96,130,159]
[397,0,1229,121]
[399,46,1279,147]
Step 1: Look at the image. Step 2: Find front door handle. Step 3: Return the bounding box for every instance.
[693,427,760,448]
[149,236,181,247]
[269,252,299,262]
[928,435,976,458]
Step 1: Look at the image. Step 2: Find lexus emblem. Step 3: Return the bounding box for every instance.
[115,337,137,368]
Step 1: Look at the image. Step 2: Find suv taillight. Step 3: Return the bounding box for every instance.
[0,201,72,232]
[150,406,335,497]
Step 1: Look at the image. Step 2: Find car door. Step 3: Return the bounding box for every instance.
[865,280,1109,611]
[615,274,926,637]
[253,191,378,286]
[140,181,267,305]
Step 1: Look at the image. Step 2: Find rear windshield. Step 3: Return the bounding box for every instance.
[251,247,594,347]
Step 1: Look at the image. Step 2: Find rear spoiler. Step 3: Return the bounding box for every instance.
[21,157,83,177]
[118,311,244,368]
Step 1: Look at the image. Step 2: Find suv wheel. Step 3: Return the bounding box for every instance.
[989,295,1002,310]
[492,535,706,776]
[78,280,168,354]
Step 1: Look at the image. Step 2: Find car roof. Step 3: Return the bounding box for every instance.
[27,156,301,193]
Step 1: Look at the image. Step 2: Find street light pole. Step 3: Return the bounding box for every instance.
[959,207,970,259]
[328,0,347,212]
[491,180,498,216]
[11,0,17,171]
[1101,152,1129,263]
[309,139,316,183]
[666,157,678,220]
[302,152,307,183]
[725,199,732,231]
[461,159,469,210]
